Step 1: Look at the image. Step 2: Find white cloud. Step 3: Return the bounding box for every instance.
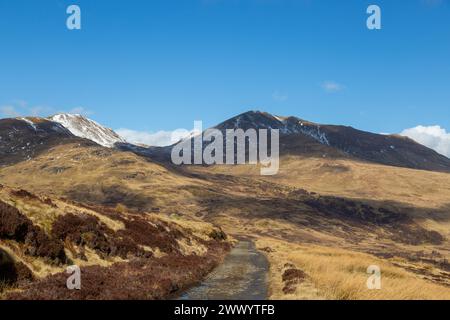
[116,128,197,147]
[400,125,450,158]
[0,105,21,117]
[321,81,344,93]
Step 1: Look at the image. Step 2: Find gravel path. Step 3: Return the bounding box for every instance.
[179,240,269,300]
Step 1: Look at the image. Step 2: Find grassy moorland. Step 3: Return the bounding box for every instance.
[185,156,450,299]
[1,143,449,299]
[0,184,230,299]
[256,237,450,300]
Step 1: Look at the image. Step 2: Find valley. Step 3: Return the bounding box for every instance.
[1,111,449,300]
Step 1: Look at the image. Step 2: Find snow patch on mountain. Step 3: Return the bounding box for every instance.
[293,124,330,146]
[49,114,125,148]
[19,117,37,131]
[224,111,331,146]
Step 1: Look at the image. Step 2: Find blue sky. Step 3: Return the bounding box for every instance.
[0,0,449,146]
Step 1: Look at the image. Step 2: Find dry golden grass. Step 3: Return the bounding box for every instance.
[66,246,126,268]
[0,143,212,216]
[256,237,450,300]
[161,213,226,242]
[0,187,125,233]
[187,155,450,239]
[0,183,227,287]
[0,241,63,278]
[2,143,449,300]
[274,156,450,211]
[58,200,125,232]
[188,155,450,210]
[0,191,61,234]
[1,237,121,280]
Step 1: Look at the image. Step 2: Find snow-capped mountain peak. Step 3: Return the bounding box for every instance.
[49,114,125,148]
[214,110,331,146]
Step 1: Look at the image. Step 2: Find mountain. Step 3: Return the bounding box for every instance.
[49,114,125,148]
[73,109,449,172]
[0,116,232,299]
[205,111,450,172]
[1,111,450,299]
[5,111,448,172]
[0,117,87,166]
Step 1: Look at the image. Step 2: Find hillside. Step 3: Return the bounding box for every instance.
[2,141,449,298]
[163,111,450,173]
[0,141,215,214]
[0,117,89,166]
[0,184,230,299]
[1,112,449,300]
[49,114,125,148]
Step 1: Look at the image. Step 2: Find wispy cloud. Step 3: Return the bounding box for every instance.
[272,91,288,102]
[30,106,54,117]
[0,105,21,117]
[400,125,450,158]
[116,128,197,147]
[321,81,345,93]
[65,106,93,116]
[0,100,93,119]
[1,100,53,118]
[12,99,28,108]
[421,0,444,7]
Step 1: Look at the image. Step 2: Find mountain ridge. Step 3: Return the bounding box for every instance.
[49,114,125,148]
[1,110,449,172]
[1,111,450,300]
[177,110,450,172]
[0,117,88,166]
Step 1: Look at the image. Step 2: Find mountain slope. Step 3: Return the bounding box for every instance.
[49,114,125,148]
[13,111,448,173]
[0,117,88,166]
[206,111,450,172]
[2,111,450,300]
[0,184,230,299]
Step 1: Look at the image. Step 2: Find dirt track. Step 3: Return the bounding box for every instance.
[179,240,269,300]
